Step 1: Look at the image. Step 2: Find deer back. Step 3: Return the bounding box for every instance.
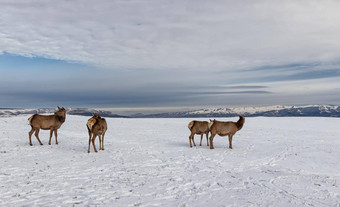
[29,114,64,130]
[92,118,107,135]
[210,121,238,135]
[189,121,209,134]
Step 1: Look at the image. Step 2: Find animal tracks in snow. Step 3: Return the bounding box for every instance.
[0,116,339,206]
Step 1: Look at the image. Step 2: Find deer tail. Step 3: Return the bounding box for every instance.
[188,121,195,130]
[87,122,94,132]
[28,114,36,125]
[208,121,214,129]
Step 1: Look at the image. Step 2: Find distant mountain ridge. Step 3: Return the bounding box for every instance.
[1,105,340,118]
[133,105,340,118]
[0,108,127,118]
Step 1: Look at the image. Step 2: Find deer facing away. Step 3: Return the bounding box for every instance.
[87,113,107,153]
[188,120,210,147]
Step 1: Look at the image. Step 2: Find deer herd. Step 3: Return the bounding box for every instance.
[27,107,245,152]
[188,115,245,149]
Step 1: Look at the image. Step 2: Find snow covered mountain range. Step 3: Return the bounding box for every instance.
[1,105,340,118]
[0,108,126,118]
[134,105,340,118]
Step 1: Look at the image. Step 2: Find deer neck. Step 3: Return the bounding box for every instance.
[236,118,244,130]
[56,115,65,123]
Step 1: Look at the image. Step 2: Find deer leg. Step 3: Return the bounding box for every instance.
[192,134,196,147]
[54,130,58,144]
[98,135,102,150]
[87,127,91,138]
[92,134,98,153]
[206,132,209,146]
[49,129,53,145]
[34,128,43,145]
[200,134,203,146]
[88,132,92,153]
[101,132,105,150]
[189,132,193,147]
[228,135,233,149]
[28,127,35,146]
[209,134,216,149]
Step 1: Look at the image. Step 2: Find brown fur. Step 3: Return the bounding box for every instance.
[209,115,245,149]
[188,120,210,148]
[87,113,107,153]
[86,113,101,131]
[28,107,66,146]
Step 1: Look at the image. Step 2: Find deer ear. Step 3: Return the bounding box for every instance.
[57,106,61,110]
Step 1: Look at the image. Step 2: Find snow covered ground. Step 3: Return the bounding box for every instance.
[0,115,340,206]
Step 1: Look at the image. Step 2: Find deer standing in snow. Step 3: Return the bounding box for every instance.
[87,113,107,153]
[209,116,245,149]
[188,120,210,147]
[28,107,66,146]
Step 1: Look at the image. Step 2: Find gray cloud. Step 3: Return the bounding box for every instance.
[261,69,340,82]
[216,85,268,90]
[190,91,271,95]
[247,62,321,72]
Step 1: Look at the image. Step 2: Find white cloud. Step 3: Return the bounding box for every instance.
[1,0,340,70]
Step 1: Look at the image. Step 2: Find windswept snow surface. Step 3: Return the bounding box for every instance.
[0,115,340,206]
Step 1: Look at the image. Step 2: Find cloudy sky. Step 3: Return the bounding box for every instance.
[1,0,340,110]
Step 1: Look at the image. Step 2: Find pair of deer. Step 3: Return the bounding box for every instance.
[28,107,107,153]
[188,115,245,149]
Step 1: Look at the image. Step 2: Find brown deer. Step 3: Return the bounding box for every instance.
[87,113,107,153]
[209,115,245,149]
[28,107,66,146]
[188,120,210,147]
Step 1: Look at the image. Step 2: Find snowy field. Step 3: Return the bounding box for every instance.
[0,115,340,207]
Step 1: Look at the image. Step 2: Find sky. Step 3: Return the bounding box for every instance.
[1,0,340,110]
